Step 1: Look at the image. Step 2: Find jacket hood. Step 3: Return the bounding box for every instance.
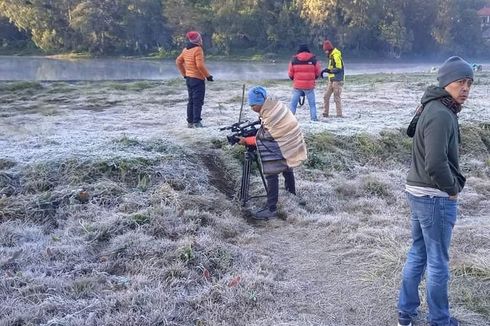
[295,52,315,61]
[421,85,451,106]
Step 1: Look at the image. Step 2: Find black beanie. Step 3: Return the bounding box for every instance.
[297,44,310,53]
[437,56,474,88]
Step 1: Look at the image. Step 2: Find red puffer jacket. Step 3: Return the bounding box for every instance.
[288,52,321,90]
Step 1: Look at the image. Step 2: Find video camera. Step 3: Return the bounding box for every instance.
[219,120,261,145]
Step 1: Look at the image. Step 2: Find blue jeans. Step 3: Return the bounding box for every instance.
[290,88,317,121]
[398,193,458,326]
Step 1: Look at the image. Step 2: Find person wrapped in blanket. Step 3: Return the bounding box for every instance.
[238,86,308,220]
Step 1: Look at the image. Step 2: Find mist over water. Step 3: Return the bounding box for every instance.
[0,56,487,81]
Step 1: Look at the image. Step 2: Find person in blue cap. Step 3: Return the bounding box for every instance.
[397,56,474,326]
[238,86,307,220]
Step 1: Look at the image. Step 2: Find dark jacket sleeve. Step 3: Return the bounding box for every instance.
[423,112,459,195]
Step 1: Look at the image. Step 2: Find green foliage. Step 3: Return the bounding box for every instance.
[0,82,43,92]
[179,244,193,263]
[131,212,151,225]
[137,173,151,191]
[1,0,489,57]
[115,135,141,147]
[362,176,391,198]
[460,124,490,158]
[304,129,414,172]
[354,133,383,159]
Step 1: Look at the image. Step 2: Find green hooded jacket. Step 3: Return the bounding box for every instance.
[406,86,465,196]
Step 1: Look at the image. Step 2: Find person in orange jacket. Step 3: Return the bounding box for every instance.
[176,31,213,128]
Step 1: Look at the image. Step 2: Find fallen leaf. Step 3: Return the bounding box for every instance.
[228,275,241,287]
[203,268,211,281]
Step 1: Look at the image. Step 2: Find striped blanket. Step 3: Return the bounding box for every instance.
[257,97,307,173]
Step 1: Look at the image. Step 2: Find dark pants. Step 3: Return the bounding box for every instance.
[265,168,295,211]
[186,77,205,123]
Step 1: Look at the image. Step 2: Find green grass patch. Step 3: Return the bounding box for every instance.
[131,212,151,225]
[107,81,157,91]
[454,284,490,316]
[453,264,490,279]
[0,81,43,92]
[362,176,391,198]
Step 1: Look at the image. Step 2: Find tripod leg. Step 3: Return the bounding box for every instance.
[240,154,252,206]
[255,155,268,195]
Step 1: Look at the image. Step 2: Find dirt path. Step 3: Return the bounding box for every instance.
[241,222,396,326]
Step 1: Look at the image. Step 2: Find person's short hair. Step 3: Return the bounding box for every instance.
[437,56,474,87]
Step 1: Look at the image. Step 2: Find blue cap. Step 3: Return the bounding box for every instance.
[248,86,267,106]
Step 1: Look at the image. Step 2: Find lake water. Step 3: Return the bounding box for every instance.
[0,56,487,81]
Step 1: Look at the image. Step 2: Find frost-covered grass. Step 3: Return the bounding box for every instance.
[0,75,489,325]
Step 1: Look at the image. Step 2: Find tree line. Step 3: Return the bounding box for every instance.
[1,0,489,58]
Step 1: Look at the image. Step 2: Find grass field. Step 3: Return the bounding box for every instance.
[0,74,489,325]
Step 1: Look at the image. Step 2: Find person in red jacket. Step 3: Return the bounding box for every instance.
[288,44,321,121]
[176,31,213,128]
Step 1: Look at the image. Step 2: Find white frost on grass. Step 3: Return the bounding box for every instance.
[1,75,489,166]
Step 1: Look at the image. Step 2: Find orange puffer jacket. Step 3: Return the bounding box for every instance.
[176,43,211,80]
[288,52,321,90]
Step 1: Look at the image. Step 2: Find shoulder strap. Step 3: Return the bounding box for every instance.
[406,104,425,138]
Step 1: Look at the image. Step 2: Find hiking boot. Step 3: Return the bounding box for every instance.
[322,112,329,118]
[187,122,194,128]
[193,122,204,128]
[397,312,412,326]
[253,207,277,220]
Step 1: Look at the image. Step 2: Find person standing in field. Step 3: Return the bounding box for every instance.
[321,39,344,118]
[238,86,307,220]
[288,44,322,121]
[175,31,213,128]
[397,56,474,326]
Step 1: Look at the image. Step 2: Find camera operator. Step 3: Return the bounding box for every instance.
[238,86,307,220]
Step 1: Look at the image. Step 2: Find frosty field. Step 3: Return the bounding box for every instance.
[0,73,489,326]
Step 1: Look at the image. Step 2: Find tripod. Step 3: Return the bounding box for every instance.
[240,146,268,206]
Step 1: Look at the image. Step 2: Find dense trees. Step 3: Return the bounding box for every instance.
[0,0,489,57]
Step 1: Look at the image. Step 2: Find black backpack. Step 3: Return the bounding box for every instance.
[406,104,424,138]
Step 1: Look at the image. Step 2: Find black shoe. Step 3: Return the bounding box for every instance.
[187,122,194,128]
[193,122,204,128]
[253,207,277,220]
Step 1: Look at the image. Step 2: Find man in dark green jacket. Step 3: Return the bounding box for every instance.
[397,56,474,326]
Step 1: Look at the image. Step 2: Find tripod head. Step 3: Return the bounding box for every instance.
[220,120,261,145]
